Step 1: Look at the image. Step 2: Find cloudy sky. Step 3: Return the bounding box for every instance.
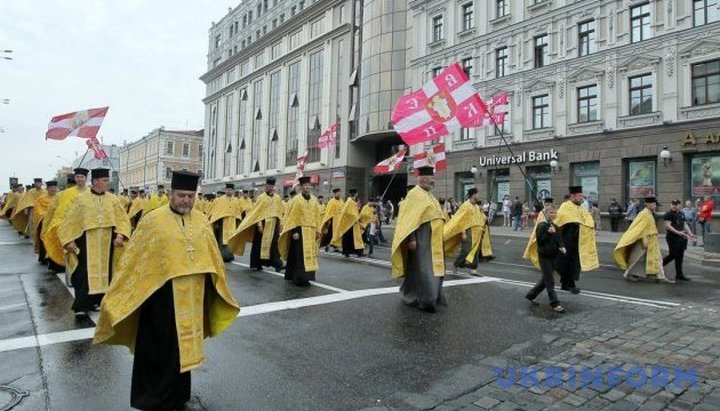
[0,1,231,187]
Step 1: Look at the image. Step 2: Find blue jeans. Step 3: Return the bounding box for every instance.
[513,216,522,231]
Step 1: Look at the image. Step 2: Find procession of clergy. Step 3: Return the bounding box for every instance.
[0,164,680,410]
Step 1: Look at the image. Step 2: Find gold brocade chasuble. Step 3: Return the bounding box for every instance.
[10,188,45,235]
[465,205,493,264]
[279,194,322,271]
[42,186,87,267]
[331,198,364,249]
[32,193,53,254]
[522,209,547,270]
[128,197,147,220]
[554,201,600,272]
[57,192,132,294]
[613,208,661,275]
[228,192,283,258]
[391,187,446,278]
[207,195,239,245]
[94,206,240,373]
[1,191,19,218]
[320,197,343,235]
[143,194,168,214]
[359,205,375,230]
[443,200,483,257]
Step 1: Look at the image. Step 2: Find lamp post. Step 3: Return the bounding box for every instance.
[1,50,12,61]
[550,159,561,174]
[659,146,672,166]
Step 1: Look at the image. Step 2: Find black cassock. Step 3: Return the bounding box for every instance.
[556,222,580,289]
[213,219,235,262]
[71,230,114,313]
[131,280,191,411]
[319,218,334,248]
[250,219,283,271]
[284,227,315,286]
[401,222,445,312]
[341,227,363,257]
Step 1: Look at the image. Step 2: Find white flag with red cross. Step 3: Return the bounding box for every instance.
[46,106,109,140]
[374,150,406,175]
[413,143,446,175]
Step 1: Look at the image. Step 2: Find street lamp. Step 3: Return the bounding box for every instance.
[659,146,672,166]
[550,159,562,173]
[1,50,12,60]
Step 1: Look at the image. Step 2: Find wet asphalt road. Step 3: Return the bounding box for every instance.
[0,221,718,410]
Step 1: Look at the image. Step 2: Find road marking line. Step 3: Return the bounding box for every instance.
[230,262,348,293]
[0,241,29,245]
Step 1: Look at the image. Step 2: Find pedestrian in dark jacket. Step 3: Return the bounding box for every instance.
[608,198,623,232]
[526,204,566,313]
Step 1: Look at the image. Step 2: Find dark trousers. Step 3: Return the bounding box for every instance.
[610,217,620,232]
[662,238,686,277]
[526,256,560,307]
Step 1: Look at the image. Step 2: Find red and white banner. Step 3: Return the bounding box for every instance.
[317,123,337,149]
[413,143,446,174]
[391,63,485,146]
[374,150,406,175]
[46,106,109,140]
[86,136,108,160]
[470,92,509,128]
[296,150,308,172]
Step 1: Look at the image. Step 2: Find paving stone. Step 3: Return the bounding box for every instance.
[491,401,523,411]
[666,399,695,411]
[472,396,500,410]
[636,400,668,411]
[600,388,626,402]
[625,393,648,405]
[677,391,705,404]
[693,404,720,411]
[443,394,481,409]
[572,388,598,400]
[560,393,586,407]
[609,399,640,411]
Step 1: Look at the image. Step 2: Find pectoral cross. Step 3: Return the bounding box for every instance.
[186,244,196,261]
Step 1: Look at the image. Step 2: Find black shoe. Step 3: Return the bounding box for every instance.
[525,295,539,306]
[570,287,581,294]
[676,275,691,281]
[275,265,286,273]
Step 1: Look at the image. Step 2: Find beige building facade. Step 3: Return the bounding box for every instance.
[118,128,204,191]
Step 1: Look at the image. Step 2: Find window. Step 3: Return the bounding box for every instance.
[224,94,235,176]
[286,61,301,167]
[240,61,250,77]
[166,167,172,179]
[290,31,301,50]
[496,47,508,78]
[214,34,221,49]
[694,0,720,26]
[631,3,651,43]
[461,57,473,77]
[271,43,282,60]
[267,71,281,169]
[692,59,720,106]
[255,52,264,68]
[199,144,203,158]
[432,15,444,42]
[577,85,598,123]
[166,141,174,155]
[532,95,550,129]
[496,0,508,18]
[237,89,247,174]
[431,66,442,78]
[534,34,548,68]
[291,5,296,16]
[307,51,323,163]
[311,18,324,37]
[272,19,277,29]
[251,80,263,172]
[461,3,474,31]
[457,128,472,142]
[578,20,596,56]
[629,74,653,115]
[182,143,190,157]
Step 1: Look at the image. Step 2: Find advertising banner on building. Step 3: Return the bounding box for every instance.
[691,155,720,197]
[628,160,656,197]
[497,181,510,202]
[536,179,552,200]
[581,177,599,202]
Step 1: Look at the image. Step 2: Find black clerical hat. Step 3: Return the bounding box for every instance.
[157,185,164,189]
[46,181,58,187]
[348,188,357,195]
[242,189,249,194]
[439,198,446,205]
[298,176,311,185]
[129,188,138,193]
[139,189,145,193]
[568,186,583,194]
[266,177,276,185]
[171,170,200,191]
[25,185,32,190]
[225,183,235,189]
[644,196,657,204]
[74,168,89,176]
[417,166,435,176]
[543,197,554,204]
[91,168,110,179]
[33,178,42,183]
[332,188,341,193]
[66,175,76,184]
[467,188,478,197]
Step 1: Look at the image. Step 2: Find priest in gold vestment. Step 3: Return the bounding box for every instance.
[208,183,240,262]
[444,188,484,275]
[320,188,343,251]
[391,167,447,313]
[10,179,45,237]
[41,175,76,272]
[332,188,365,257]
[279,176,321,286]
[1,184,23,222]
[33,181,58,263]
[94,170,239,411]
[127,189,148,230]
[613,197,669,282]
[228,177,285,271]
[143,185,169,215]
[58,168,131,317]
[555,186,599,294]
[42,168,90,271]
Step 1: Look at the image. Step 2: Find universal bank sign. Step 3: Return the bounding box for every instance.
[478,149,558,167]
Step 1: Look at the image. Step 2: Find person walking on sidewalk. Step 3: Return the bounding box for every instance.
[663,199,696,282]
[682,200,699,246]
[608,198,623,232]
[502,195,512,227]
[625,198,640,230]
[525,204,566,313]
[512,197,523,231]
